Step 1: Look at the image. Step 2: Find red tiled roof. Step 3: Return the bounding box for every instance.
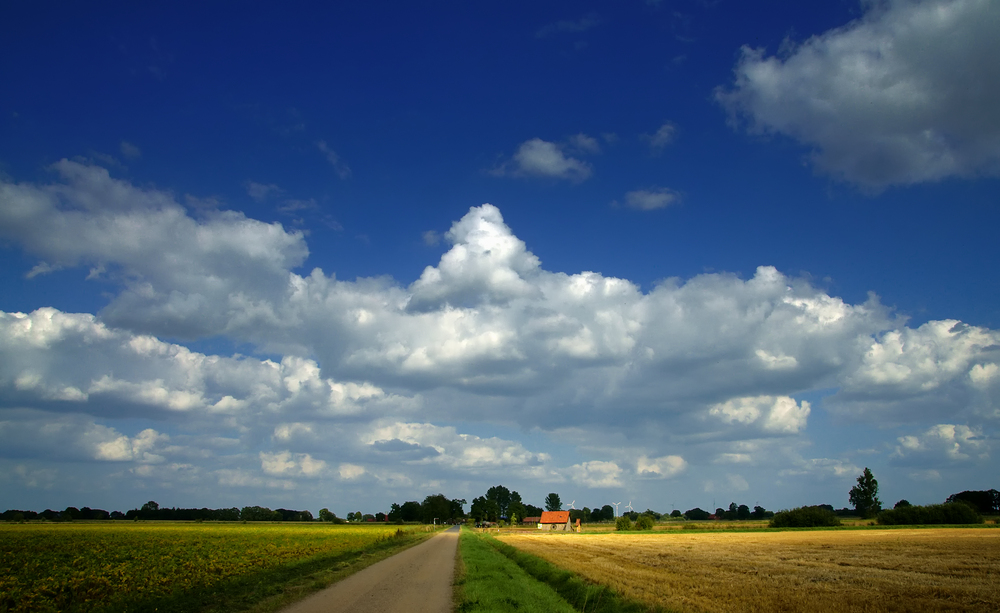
[522,516,541,523]
[539,511,570,524]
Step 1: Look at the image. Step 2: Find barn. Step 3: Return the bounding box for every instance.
[538,510,571,531]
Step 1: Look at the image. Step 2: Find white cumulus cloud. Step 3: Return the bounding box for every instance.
[622,188,679,211]
[709,395,811,434]
[492,138,593,182]
[717,0,1000,189]
[636,455,687,478]
[891,424,989,466]
[2,165,999,512]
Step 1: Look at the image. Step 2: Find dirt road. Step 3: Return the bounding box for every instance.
[280,525,460,613]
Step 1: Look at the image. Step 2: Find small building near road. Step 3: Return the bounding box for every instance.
[522,516,541,525]
[538,511,571,531]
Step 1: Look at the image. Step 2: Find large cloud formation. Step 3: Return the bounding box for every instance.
[716,0,1000,189]
[1,162,997,510]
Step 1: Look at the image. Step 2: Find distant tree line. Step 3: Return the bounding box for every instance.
[6,480,996,526]
[1,507,121,522]
[1,500,315,522]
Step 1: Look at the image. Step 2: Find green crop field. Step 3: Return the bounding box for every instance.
[0,522,432,613]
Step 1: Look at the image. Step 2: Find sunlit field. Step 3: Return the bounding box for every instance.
[498,527,1000,612]
[0,522,427,613]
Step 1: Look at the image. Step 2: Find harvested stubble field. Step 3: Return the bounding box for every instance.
[498,527,1000,612]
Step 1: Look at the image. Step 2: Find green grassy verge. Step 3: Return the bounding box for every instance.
[455,529,576,613]
[461,530,669,613]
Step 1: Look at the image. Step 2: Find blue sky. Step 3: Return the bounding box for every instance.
[1,0,998,517]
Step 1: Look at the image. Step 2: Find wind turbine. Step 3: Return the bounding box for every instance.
[626,501,634,514]
[566,500,576,510]
[612,502,622,517]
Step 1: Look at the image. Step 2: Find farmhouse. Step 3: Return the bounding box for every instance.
[538,510,571,531]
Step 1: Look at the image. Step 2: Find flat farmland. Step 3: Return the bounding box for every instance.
[498,528,1000,612]
[0,522,429,613]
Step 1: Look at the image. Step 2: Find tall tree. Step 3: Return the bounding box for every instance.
[484,499,500,522]
[450,498,467,520]
[399,501,422,522]
[470,496,488,522]
[469,495,500,522]
[508,491,525,523]
[544,492,562,512]
[849,467,882,518]
[486,485,512,519]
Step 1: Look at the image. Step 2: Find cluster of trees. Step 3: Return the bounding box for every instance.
[386,494,467,524]
[469,485,539,523]
[945,489,1000,514]
[680,504,774,521]
[466,486,624,524]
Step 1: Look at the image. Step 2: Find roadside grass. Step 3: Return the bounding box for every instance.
[459,529,669,613]
[455,528,576,613]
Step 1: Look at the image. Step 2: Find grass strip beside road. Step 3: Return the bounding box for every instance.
[455,528,576,613]
[459,529,667,613]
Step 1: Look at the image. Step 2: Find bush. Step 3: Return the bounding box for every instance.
[633,514,655,530]
[615,516,633,531]
[769,506,841,528]
[877,502,983,525]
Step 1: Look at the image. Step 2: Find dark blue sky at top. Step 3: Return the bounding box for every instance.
[2,0,997,328]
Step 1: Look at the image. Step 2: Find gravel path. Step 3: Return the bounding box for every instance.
[280,525,460,613]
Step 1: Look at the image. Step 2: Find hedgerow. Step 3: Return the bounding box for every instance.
[769,506,841,528]
[877,502,983,525]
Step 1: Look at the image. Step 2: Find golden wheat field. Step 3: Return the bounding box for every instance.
[498,528,1000,613]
